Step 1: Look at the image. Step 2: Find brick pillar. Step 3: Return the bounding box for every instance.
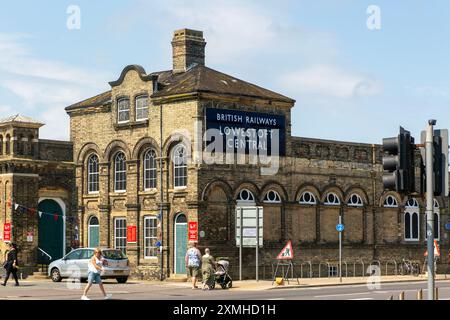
[126,160,139,275]
[158,202,171,278]
[98,205,110,247]
[78,206,85,247]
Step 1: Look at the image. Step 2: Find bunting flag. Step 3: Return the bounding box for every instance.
[11,202,78,224]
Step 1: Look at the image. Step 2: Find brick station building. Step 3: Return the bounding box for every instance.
[3,29,449,279]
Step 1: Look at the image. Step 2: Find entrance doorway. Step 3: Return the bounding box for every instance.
[174,213,187,274]
[38,199,64,263]
[88,216,99,248]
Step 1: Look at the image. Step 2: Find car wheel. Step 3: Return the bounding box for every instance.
[116,277,128,284]
[51,268,62,282]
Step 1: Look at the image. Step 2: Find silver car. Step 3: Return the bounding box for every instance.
[48,248,130,283]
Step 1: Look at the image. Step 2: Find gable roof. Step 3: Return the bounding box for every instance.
[151,65,295,103]
[66,91,112,111]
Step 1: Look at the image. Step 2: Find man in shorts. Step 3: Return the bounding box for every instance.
[185,241,201,289]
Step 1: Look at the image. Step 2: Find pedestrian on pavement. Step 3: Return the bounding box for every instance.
[81,248,112,300]
[201,248,216,291]
[185,241,201,289]
[2,243,19,287]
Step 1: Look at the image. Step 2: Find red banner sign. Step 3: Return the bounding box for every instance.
[4,223,11,242]
[188,221,198,242]
[127,226,137,243]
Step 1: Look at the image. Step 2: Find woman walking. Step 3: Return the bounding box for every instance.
[81,248,112,300]
[201,248,216,291]
[185,241,202,289]
[1,243,19,287]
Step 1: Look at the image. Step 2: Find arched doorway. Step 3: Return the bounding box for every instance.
[38,199,64,263]
[174,213,188,274]
[88,216,99,248]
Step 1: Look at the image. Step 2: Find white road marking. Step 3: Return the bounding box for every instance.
[348,298,374,300]
[314,292,370,298]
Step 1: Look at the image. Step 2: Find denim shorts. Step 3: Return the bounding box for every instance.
[88,272,102,284]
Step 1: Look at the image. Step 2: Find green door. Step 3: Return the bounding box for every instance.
[175,214,188,274]
[38,199,64,263]
[88,216,99,248]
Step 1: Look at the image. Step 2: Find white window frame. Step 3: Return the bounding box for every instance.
[114,152,127,193]
[324,192,340,206]
[117,98,130,124]
[135,95,149,121]
[144,216,158,259]
[263,190,281,203]
[299,191,317,205]
[87,154,99,194]
[173,145,187,188]
[404,199,420,241]
[114,217,127,254]
[144,149,157,190]
[238,189,255,202]
[383,195,398,208]
[88,216,99,248]
[347,194,363,207]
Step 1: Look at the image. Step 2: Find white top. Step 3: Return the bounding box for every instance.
[88,256,103,273]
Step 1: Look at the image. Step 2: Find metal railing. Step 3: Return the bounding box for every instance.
[37,247,52,261]
[385,260,397,276]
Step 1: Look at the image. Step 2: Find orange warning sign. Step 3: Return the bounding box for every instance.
[424,239,440,257]
[277,240,294,260]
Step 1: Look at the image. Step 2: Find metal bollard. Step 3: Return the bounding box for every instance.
[417,289,423,300]
[399,291,405,300]
[435,288,439,300]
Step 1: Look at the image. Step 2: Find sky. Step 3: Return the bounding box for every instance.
[0,0,449,143]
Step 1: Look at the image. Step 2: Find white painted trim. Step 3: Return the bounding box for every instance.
[174,212,187,274]
[38,197,66,257]
[143,216,158,259]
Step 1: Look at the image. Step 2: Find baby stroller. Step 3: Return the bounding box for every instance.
[212,259,232,289]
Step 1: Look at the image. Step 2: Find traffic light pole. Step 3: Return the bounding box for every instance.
[425,119,436,300]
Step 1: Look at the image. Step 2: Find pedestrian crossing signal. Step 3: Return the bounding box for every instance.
[277,240,294,260]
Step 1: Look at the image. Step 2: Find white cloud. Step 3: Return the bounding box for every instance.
[407,85,450,99]
[0,33,110,140]
[278,65,382,99]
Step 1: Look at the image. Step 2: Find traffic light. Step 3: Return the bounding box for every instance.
[382,127,415,193]
[420,129,449,197]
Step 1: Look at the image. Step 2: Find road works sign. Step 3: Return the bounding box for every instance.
[277,240,294,260]
[424,239,441,257]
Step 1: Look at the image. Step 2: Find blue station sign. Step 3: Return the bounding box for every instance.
[206,108,286,156]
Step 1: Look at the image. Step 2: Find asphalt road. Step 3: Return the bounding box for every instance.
[0,279,449,300]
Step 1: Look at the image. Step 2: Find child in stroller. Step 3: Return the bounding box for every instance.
[211,259,232,289]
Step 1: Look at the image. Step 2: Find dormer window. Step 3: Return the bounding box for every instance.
[135,95,149,121]
[117,98,130,124]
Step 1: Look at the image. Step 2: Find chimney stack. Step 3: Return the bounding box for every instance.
[172,29,206,73]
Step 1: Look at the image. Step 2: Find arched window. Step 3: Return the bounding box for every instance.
[88,216,99,248]
[237,189,255,202]
[263,190,281,203]
[117,98,130,123]
[405,198,419,241]
[28,135,34,156]
[144,149,157,190]
[347,194,363,207]
[173,145,187,188]
[383,195,398,208]
[299,191,317,205]
[17,135,23,155]
[114,152,127,192]
[135,95,149,121]
[324,192,340,206]
[87,154,99,193]
[0,135,3,155]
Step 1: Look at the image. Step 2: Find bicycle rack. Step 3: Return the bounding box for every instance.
[318,261,330,278]
[300,261,312,278]
[385,260,397,276]
[367,260,381,276]
[353,260,365,277]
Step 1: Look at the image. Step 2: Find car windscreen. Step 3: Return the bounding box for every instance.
[102,250,127,260]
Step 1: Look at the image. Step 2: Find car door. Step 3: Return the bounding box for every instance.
[78,249,94,277]
[60,250,82,277]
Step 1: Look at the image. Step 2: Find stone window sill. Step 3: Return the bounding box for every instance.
[114,120,148,130]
